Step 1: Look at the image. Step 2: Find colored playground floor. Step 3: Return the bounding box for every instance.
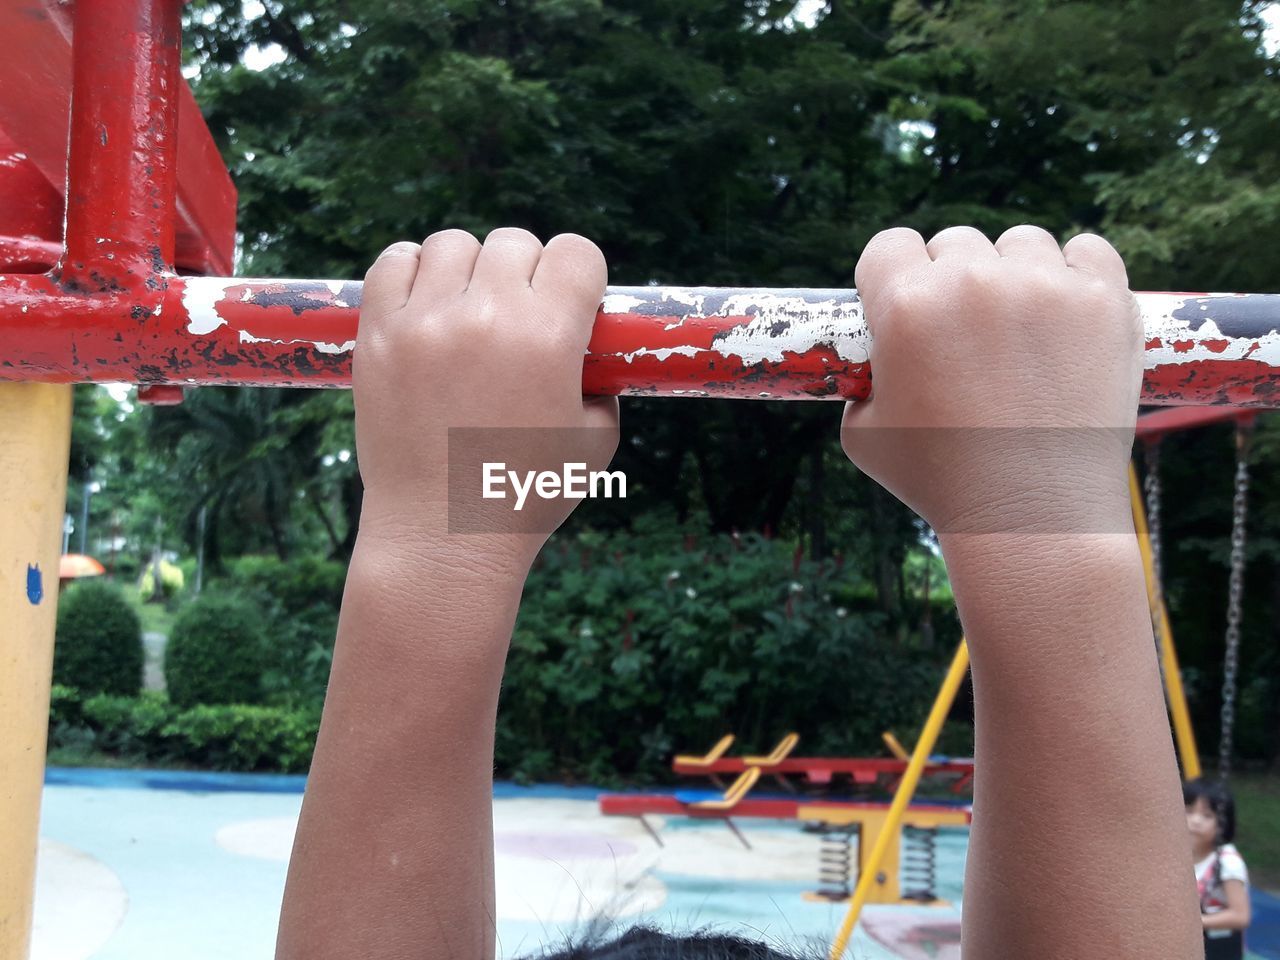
[31,767,1280,960]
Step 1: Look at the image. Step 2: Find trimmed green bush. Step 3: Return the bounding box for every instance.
[222,554,343,707]
[165,593,267,707]
[53,580,144,696]
[46,685,320,772]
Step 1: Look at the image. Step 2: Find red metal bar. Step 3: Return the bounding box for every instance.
[60,0,182,283]
[2,278,1279,404]
[0,0,235,276]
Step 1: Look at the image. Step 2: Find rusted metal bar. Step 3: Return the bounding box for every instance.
[1,277,1278,404]
[0,0,235,275]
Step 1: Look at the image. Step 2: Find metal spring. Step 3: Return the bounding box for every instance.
[901,825,939,902]
[817,824,857,900]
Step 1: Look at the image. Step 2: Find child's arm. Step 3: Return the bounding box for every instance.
[841,226,1203,959]
[273,228,618,960]
[1202,880,1251,931]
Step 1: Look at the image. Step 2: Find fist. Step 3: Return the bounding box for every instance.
[840,225,1142,537]
[353,228,619,553]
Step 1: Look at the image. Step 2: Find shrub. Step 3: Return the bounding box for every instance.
[224,554,345,616]
[165,593,268,707]
[46,686,320,772]
[222,554,344,707]
[53,580,144,696]
[495,516,952,783]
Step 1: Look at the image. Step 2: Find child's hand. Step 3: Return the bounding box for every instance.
[352,228,618,557]
[840,225,1142,536]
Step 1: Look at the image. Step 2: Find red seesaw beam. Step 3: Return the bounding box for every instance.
[671,755,975,790]
[2,277,1280,404]
[598,792,972,824]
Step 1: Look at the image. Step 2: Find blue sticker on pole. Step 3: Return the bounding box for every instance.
[27,564,44,605]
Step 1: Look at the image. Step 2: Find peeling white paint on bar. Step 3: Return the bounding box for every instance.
[1139,293,1280,368]
[237,329,355,355]
[322,279,353,307]
[183,277,354,339]
[711,294,869,365]
[615,345,704,364]
[182,276,236,335]
[601,289,870,365]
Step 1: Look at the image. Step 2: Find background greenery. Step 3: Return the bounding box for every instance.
[57,0,1280,796]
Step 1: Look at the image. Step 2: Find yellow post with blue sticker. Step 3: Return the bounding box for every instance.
[0,382,73,960]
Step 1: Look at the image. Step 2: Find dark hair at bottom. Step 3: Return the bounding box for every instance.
[527,925,820,959]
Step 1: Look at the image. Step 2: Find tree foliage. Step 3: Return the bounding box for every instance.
[67,0,1280,765]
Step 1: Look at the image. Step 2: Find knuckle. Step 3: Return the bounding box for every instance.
[871,276,929,333]
[998,223,1056,246]
[874,226,924,245]
[929,225,986,245]
[547,232,605,265]
[424,228,479,249]
[485,226,541,249]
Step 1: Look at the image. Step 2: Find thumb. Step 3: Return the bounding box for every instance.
[839,395,877,463]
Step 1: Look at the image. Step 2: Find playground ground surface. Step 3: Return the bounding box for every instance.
[31,766,1280,960]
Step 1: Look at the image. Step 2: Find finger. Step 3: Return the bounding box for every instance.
[839,397,879,464]
[995,224,1065,264]
[532,233,608,347]
[1063,232,1129,286]
[855,227,930,299]
[409,229,482,303]
[926,226,998,262]
[361,241,421,319]
[466,227,544,293]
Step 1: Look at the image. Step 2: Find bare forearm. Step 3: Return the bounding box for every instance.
[275,522,528,960]
[942,533,1202,960]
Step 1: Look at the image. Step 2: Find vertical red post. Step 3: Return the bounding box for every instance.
[59,0,183,285]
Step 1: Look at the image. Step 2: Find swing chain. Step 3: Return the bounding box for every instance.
[1143,441,1167,682]
[1219,422,1253,782]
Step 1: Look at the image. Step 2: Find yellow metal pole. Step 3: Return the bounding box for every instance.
[828,639,970,960]
[1129,463,1201,779]
[1,382,73,960]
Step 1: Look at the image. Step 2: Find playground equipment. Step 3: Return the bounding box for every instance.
[1135,407,1258,782]
[672,733,974,794]
[2,1,1279,958]
[643,729,974,903]
[598,776,970,903]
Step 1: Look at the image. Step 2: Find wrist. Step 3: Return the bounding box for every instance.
[355,492,544,579]
[939,532,1147,657]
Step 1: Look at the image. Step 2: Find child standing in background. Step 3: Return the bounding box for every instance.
[1187,778,1251,960]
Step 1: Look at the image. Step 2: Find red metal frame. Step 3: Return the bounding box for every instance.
[1135,406,1257,439]
[0,0,1278,406]
[0,0,234,276]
